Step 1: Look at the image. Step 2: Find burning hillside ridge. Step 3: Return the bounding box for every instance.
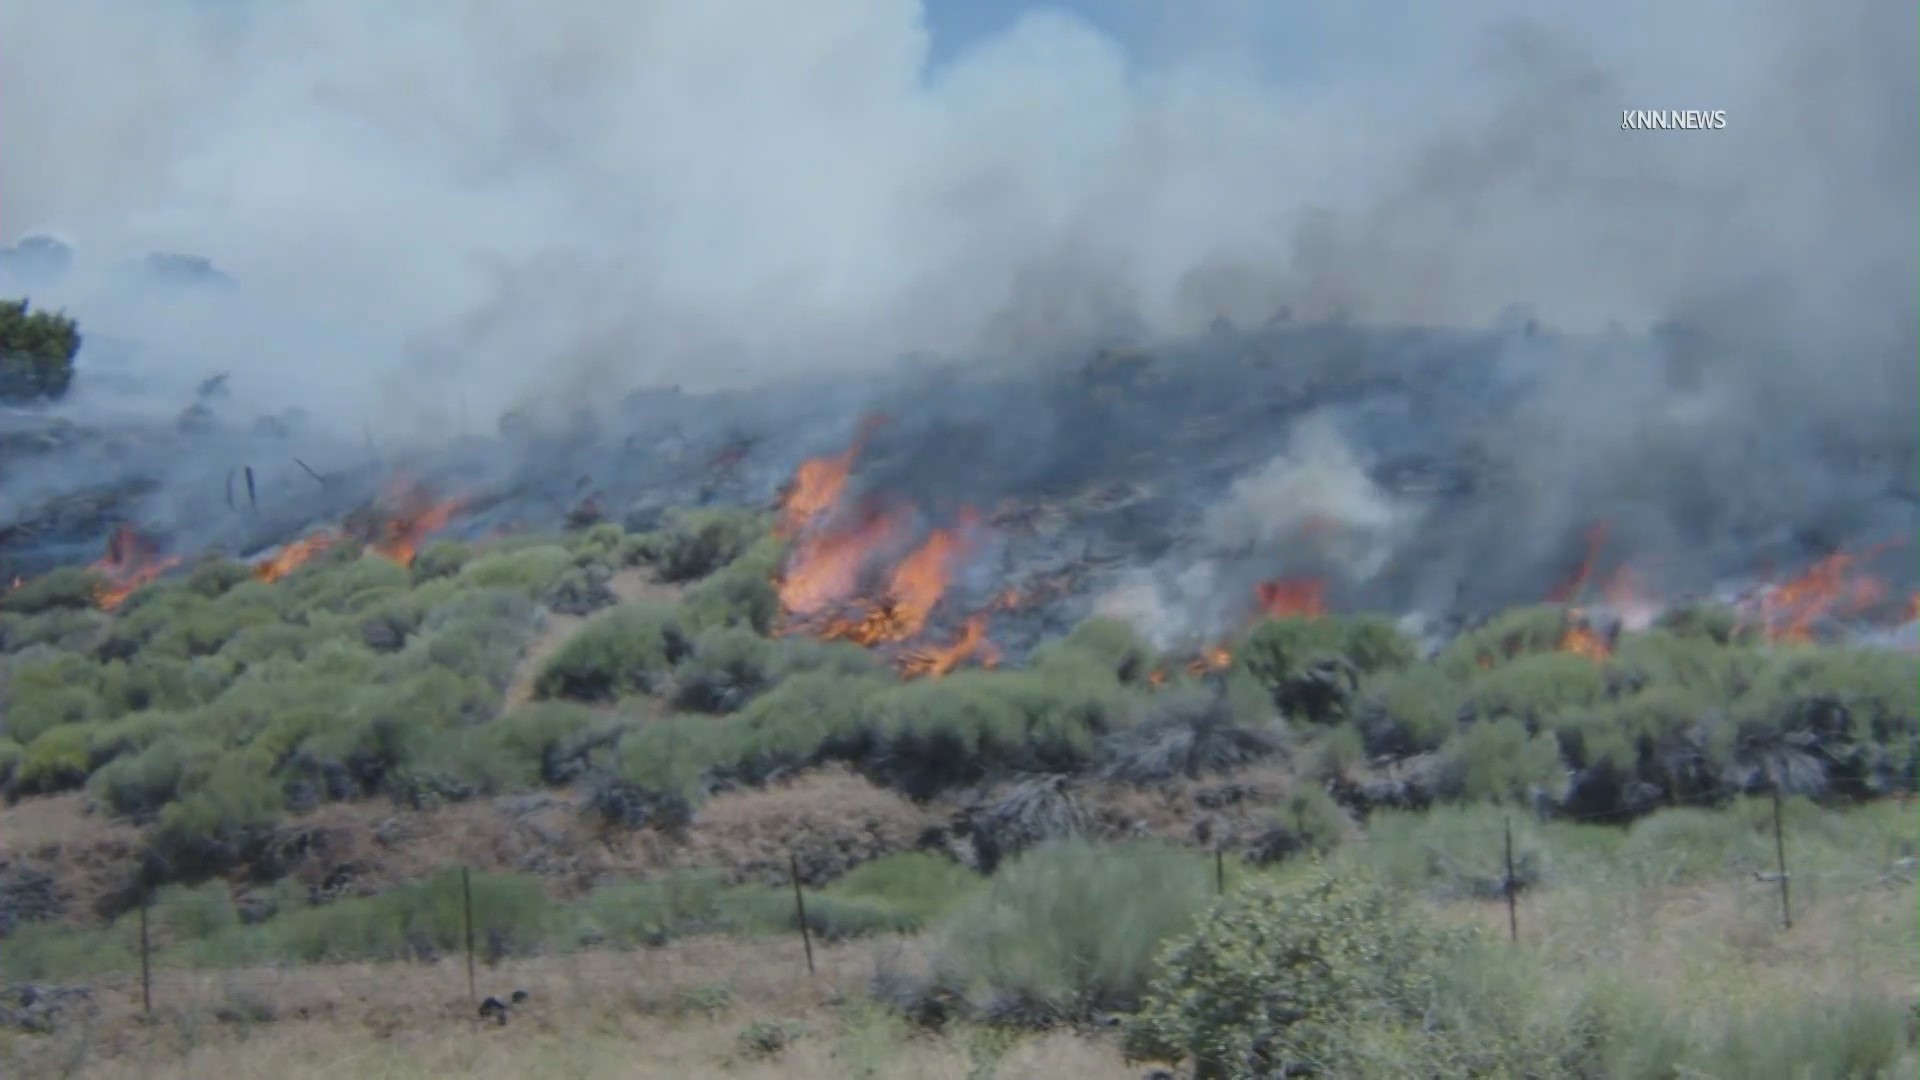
[2,320,1917,657]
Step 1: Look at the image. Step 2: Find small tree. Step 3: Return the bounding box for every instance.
[1124,864,1476,1078]
[0,298,80,403]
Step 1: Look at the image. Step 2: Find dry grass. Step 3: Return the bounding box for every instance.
[4,873,1914,1079]
[2,935,1133,1079]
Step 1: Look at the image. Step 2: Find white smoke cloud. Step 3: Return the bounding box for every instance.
[2,0,1911,466]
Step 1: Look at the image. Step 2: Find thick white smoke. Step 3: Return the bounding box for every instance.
[6,0,1910,450]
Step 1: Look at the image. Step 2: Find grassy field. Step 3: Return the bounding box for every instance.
[5,799,1914,1079]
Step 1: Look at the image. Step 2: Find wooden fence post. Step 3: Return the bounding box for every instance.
[462,866,478,1006]
[1503,817,1519,945]
[789,853,816,977]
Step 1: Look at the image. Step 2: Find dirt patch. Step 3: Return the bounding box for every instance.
[259,767,938,900]
[0,793,145,927]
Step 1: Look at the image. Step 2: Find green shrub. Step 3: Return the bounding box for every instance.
[148,754,287,877]
[0,567,101,614]
[0,738,20,786]
[15,722,96,793]
[567,523,626,564]
[536,602,688,701]
[1236,615,1412,725]
[181,557,254,599]
[722,672,888,782]
[1436,605,1574,676]
[1252,785,1351,862]
[673,627,776,713]
[1124,864,1477,1076]
[1032,617,1159,685]
[821,852,983,927]
[410,540,472,584]
[91,736,223,820]
[933,838,1212,1022]
[0,605,107,653]
[769,637,887,679]
[457,544,574,596]
[678,536,785,634]
[1442,717,1570,805]
[481,701,601,784]
[1354,664,1463,756]
[187,869,560,966]
[631,508,769,583]
[0,298,81,403]
[283,556,410,615]
[5,675,106,745]
[865,670,1129,795]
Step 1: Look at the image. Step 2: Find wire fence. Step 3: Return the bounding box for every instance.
[5,782,1915,1032]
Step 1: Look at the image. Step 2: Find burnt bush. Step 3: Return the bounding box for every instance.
[534,602,688,702]
[1098,684,1284,785]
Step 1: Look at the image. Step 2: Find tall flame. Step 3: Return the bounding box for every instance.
[1255,577,1328,619]
[778,504,915,620]
[776,414,887,538]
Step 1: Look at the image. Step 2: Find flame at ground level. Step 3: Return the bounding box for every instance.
[89,525,181,612]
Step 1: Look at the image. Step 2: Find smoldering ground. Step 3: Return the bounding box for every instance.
[0,0,1913,646]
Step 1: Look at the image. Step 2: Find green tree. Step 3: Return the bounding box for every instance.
[0,298,80,403]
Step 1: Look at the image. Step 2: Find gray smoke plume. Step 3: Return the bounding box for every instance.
[0,0,1913,643]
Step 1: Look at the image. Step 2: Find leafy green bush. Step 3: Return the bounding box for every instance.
[677,536,785,634]
[456,544,574,597]
[0,298,81,403]
[14,722,96,793]
[1442,716,1570,805]
[90,735,222,820]
[673,627,777,713]
[148,754,287,877]
[410,540,472,584]
[820,852,983,927]
[933,838,1212,1023]
[1236,615,1413,725]
[1249,784,1352,863]
[1031,617,1159,685]
[720,672,888,783]
[0,567,99,614]
[1435,604,1573,676]
[536,602,688,701]
[0,606,107,653]
[1124,865,1476,1076]
[630,508,768,583]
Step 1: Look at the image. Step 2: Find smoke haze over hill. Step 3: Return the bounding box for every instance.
[0,0,1914,648]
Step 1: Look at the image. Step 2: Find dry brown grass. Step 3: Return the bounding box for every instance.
[2,935,1133,1079]
[4,873,1914,1079]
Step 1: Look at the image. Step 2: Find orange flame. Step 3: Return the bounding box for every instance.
[1545,522,1609,603]
[1906,592,1919,623]
[778,505,915,621]
[1184,645,1234,677]
[1558,609,1612,661]
[252,530,341,583]
[1756,550,1889,642]
[369,486,463,568]
[899,614,1000,679]
[1146,668,1169,687]
[89,525,182,612]
[1254,577,1327,619]
[776,414,887,539]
